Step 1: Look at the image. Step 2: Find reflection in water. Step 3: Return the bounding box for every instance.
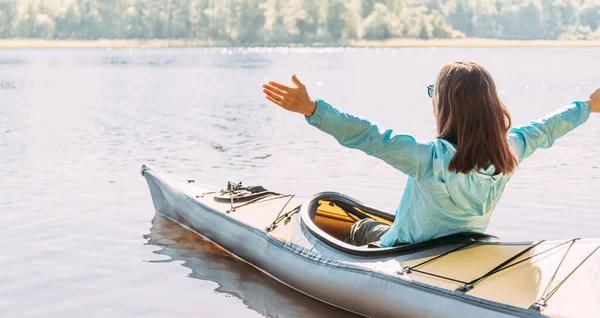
[0,78,22,90]
[144,215,357,318]
[0,58,24,65]
[2,48,599,318]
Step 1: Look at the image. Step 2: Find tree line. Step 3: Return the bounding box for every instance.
[0,0,599,45]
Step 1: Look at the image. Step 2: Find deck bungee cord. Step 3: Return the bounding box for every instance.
[530,244,600,311]
[265,195,301,232]
[400,241,479,284]
[225,194,293,214]
[400,237,599,311]
[192,180,303,230]
[456,240,547,292]
[531,239,578,310]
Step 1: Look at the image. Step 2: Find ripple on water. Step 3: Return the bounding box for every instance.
[3,48,600,318]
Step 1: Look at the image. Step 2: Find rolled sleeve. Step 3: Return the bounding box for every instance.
[510,101,590,162]
[305,99,430,179]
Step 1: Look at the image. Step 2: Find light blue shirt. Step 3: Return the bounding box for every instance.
[306,99,590,246]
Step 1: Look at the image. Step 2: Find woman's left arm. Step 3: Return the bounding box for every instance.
[263,75,429,178]
[509,87,600,162]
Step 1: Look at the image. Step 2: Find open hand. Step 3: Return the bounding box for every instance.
[262,75,317,117]
[589,88,600,113]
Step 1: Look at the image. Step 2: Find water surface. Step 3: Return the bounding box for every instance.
[2,47,599,317]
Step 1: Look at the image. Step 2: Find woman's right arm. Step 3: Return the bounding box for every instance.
[262,75,430,178]
[510,88,600,162]
[304,99,429,178]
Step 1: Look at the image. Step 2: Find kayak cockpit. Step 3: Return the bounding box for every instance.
[300,192,498,257]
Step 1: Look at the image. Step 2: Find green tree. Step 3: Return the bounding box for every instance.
[236,0,266,44]
[447,0,474,36]
[516,1,544,40]
[541,0,560,39]
[168,0,193,38]
[388,0,406,14]
[418,16,431,39]
[431,11,453,38]
[558,0,578,27]
[385,0,408,37]
[496,3,519,39]
[189,0,210,40]
[427,0,443,12]
[264,0,288,43]
[75,0,100,39]
[96,0,126,38]
[296,0,319,44]
[362,3,391,40]
[558,24,593,40]
[325,0,348,41]
[125,0,150,39]
[580,2,600,32]
[204,0,235,42]
[0,0,597,44]
[14,2,36,38]
[361,0,376,18]
[54,2,80,39]
[0,0,16,38]
[472,0,497,38]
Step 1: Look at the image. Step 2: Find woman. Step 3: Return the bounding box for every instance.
[262,61,599,247]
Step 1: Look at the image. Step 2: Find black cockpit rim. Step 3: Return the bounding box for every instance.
[299,192,499,257]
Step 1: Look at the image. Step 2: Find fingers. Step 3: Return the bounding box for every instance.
[263,76,309,113]
[590,89,599,102]
[265,95,283,107]
[263,88,283,102]
[262,83,287,97]
[291,74,305,88]
[268,81,293,92]
[588,88,600,112]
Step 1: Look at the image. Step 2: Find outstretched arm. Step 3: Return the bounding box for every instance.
[263,75,429,178]
[510,88,600,162]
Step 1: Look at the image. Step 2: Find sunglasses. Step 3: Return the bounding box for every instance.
[427,85,434,98]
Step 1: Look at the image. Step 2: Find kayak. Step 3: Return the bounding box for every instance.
[140,164,600,318]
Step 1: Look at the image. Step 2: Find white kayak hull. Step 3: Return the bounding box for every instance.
[141,164,600,318]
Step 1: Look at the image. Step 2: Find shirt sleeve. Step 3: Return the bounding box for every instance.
[509,101,591,163]
[305,99,431,179]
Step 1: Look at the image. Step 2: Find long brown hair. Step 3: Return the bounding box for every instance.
[435,61,517,174]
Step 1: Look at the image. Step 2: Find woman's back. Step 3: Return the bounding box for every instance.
[262,63,599,247]
[305,99,590,247]
[380,138,512,246]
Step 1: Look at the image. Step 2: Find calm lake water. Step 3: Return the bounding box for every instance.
[2,47,600,317]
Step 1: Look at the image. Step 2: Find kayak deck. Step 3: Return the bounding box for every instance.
[141,164,600,318]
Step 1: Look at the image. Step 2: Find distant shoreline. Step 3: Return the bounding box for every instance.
[1,38,600,49]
